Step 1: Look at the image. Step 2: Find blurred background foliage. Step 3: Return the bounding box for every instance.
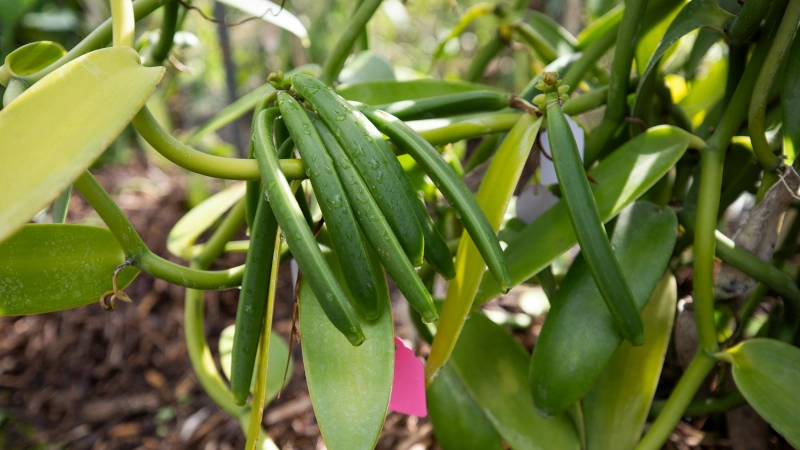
[0,0,617,168]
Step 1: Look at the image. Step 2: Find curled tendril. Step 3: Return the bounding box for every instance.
[99,261,134,311]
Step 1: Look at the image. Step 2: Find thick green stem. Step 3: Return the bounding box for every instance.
[465,33,506,82]
[693,148,724,353]
[649,390,746,419]
[111,0,136,48]
[21,0,166,84]
[2,78,27,107]
[639,3,789,446]
[561,23,619,93]
[132,107,306,180]
[635,353,717,450]
[138,252,244,289]
[146,0,179,66]
[748,0,800,171]
[320,0,383,85]
[583,0,648,164]
[413,111,522,147]
[185,202,248,417]
[74,171,245,289]
[74,171,149,256]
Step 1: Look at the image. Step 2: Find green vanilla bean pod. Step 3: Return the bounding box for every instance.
[246,92,278,231]
[363,110,456,279]
[308,113,439,323]
[357,104,512,293]
[278,92,382,319]
[230,193,280,406]
[291,74,425,267]
[253,108,364,345]
[373,91,512,121]
[539,79,644,346]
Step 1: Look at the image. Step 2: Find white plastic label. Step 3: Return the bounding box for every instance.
[539,115,585,185]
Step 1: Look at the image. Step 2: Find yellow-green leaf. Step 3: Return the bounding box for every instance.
[427,114,541,384]
[583,273,677,450]
[725,339,800,448]
[167,182,246,259]
[1,41,66,86]
[0,47,164,244]
[0,224,138,315]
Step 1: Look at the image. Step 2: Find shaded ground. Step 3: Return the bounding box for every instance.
[0,160,790,449]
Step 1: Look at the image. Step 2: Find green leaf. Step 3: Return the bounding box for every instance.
[299,251,393,450]
[336,79,503,105]
[635,0,733,99]
[0,225,138,315]
[1,41,66,86]
[338,50,395,84]
[216,0,309,46]
[725,339,800,448]
[167,182,246,260]
[218,324,293,406]
[428,364,504,450]
[445,312,581,450]
[475,125,692,305]
[0,47,164,245]
[530,202,678,416]
[635,0,686,76]
[583,273,678,450]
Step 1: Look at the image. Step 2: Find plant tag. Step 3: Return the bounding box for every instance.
[389,337,427,417]
[539,115,584,185]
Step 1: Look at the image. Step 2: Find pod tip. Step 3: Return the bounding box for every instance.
[232,393,247,407]
[629,332,645,347]
[348,331,366,347]
[421,311,439,324]
[362,308,381,322]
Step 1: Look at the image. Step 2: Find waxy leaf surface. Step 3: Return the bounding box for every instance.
[727,339,800,448]
[299,252,393,450]
[0,225,138,315]
[583,273,677,450]
[0,47,163,244]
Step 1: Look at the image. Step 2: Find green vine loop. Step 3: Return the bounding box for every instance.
[132,106,306,181]
[748,0,800,172]
[74,171,246,290]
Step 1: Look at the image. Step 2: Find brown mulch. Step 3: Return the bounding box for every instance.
[0,158,790,449]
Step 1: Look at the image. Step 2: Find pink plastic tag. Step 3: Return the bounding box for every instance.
[389,337,427,417]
